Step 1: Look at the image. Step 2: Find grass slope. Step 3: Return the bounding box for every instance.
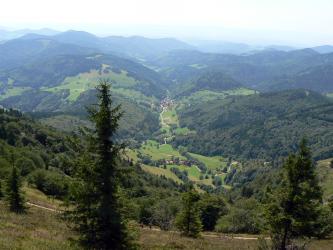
[0,186,75,250]
[42,68,137,102]
[189,153,226,170]
[142,165,183,184]
[140,140,186,161]
[1,187,332,250]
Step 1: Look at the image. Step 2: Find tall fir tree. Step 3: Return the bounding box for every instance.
[175,189,202,237]
[6,166,25,213]
[265,138,332,250]
[66,80,134,250]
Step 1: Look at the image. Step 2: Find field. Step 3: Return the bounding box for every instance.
[188,153,226,170]
[42,68,138,102]
[162,108,179,126]
[142,165,183,184]
[0,86,31,101]
[167,164,202,180]
[127,139,231,188]
[139,140,186,161]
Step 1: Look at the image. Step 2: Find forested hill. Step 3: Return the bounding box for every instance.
[174,89,333,161]
[174,71,244,97]
[0,108,72,178]
[150,49,333,93]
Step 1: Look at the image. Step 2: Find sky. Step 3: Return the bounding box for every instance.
[1,0,333,46]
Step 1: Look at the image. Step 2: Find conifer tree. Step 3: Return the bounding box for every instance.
[175,189,202,237]
[265,138,332,249]
[66,80,133,250]
[6,166,25,213]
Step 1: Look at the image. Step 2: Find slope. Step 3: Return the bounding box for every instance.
[174,89,333,161]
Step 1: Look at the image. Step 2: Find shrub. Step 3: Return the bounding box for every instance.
[28,169,69,197]
[15,157,36,176]
[215,207,260,234]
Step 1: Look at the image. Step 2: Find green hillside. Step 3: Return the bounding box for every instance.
[174,89,333,160]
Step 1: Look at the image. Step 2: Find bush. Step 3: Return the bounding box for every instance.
[22,151,45,169]
[15,157,36,176]
[215,199,261,234]
[215,207,260,233]
[198,194,227,231]
[28,169,69,197]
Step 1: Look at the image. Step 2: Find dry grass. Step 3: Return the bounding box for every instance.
[1,186,333,250]
[139,228,258,250]
[138,229,333,250]
[0,201,78,250]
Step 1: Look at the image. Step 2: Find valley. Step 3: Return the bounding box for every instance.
[0,28,333,250]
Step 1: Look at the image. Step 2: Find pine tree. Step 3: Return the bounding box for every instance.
[6,166,25,213]
[66,80,133,250]
[265,138,332,249]
[175,189,202,237]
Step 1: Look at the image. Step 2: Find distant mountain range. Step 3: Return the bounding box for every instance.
[1,28,332,56]
[150,48,333,93]
[0,29,332,105]
[311,45,333,54]
[13,30,195,60]
[0,28,332,161]
[0,28,60,41]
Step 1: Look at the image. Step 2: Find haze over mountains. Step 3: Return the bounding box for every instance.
[2,0,333,248]
[0,26,333,249]
[0,28,332,158]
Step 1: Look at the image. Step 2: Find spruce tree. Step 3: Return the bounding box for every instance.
[265,138,332,249]
[66,80,133,250]
[175,189,202,237]
[6,166,25,213]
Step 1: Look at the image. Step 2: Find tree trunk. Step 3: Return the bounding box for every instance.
[280,223,289,250]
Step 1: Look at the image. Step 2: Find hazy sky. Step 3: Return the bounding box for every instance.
[1,0,333,45]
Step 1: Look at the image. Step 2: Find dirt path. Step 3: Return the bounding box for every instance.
[26,202,61,213]
[141,227,266,240]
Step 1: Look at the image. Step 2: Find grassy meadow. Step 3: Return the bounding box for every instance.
[43,68,137,101]
[2,197,332,250]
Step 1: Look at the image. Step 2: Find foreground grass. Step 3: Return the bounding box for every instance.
[139,229,257,250]
[1,199,333,250]
[0,201,77,250]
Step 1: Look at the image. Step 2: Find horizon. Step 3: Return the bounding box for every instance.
[1,0,333,47]
[1,26,333,49]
